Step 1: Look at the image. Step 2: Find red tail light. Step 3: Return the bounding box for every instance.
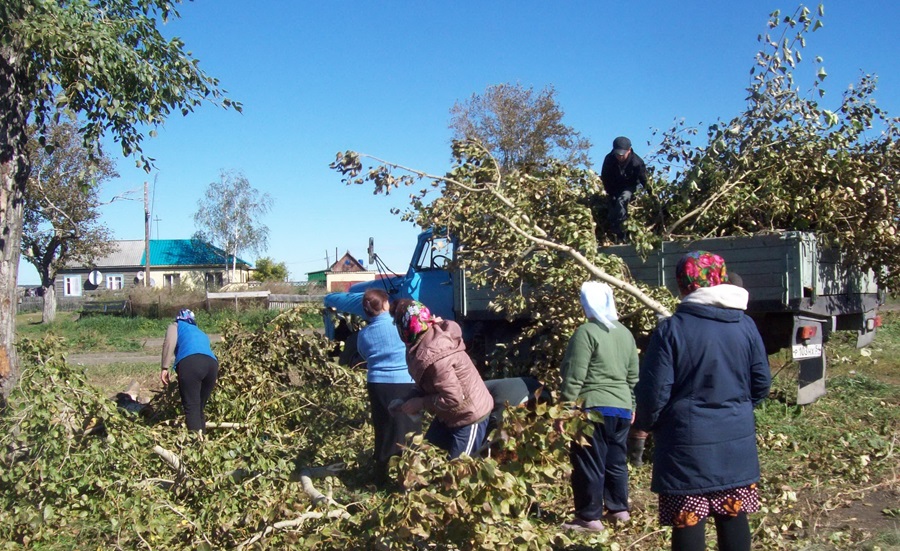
[867,316,882,331]
[798,325,817,340]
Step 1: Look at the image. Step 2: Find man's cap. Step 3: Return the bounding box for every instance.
[613,136,632,155]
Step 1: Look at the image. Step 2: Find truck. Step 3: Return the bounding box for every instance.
[323,229,883,404]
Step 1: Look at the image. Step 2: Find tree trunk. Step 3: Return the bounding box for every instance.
[41,284,57,324]
[1,44,32,403]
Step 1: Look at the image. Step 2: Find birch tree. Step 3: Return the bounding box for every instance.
[194,170,273,284]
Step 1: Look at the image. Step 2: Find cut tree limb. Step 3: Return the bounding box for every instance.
[495,213,672,317]
[237,509,349,550]
[300,463,346,507]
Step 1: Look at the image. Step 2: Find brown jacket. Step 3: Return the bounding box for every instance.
[406,319,493,428]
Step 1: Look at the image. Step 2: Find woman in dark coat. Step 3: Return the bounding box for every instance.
[634,251,771,551]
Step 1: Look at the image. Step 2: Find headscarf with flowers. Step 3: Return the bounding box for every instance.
[399,301,435,345]
[675,251,729,295]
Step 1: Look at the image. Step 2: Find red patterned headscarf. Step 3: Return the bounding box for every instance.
[398,301,435,345]
[675,251,729,295]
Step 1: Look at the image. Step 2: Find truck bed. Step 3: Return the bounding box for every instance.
[602,231,880,317]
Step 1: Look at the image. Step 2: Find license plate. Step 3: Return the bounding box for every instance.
[792,343,822,359]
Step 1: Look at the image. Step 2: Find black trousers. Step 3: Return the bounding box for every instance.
[570,414,631,520]
[607,189,634,241]
[367,382,421,486]
[176,353,219,431]
[672,512,751,551]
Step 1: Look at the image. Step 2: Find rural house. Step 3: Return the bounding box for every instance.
[55,239,252,297]
[307,251,380,292]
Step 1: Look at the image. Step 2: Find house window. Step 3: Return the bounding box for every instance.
[164,273,181,288]
[64,275,82,297]
[206,272,224,288]
[106,274,124,290]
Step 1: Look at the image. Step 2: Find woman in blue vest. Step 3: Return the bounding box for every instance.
[160,308,219,432]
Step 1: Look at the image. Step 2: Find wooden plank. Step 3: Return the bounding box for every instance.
[268,294,325,303]
[206,291,271,299]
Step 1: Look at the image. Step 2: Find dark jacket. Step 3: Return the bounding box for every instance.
[601,151,647,197]
[634,292,771,495]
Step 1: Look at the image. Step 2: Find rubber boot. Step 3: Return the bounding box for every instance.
[627,435,646,466]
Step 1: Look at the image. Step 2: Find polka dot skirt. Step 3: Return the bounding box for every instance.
[659,483,760,527]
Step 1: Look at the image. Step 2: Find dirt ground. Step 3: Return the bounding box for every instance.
[808,486,900,548]
[68,335,224,404]
[66,335,223,367]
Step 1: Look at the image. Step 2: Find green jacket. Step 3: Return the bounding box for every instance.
[559,320,639,410]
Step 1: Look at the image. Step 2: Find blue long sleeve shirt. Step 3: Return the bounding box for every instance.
[357,312,414,384]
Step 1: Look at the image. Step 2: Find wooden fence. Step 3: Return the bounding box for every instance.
[17,293,327,316]
[268,294,326,311]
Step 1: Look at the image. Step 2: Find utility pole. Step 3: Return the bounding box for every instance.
[144,181,151,287]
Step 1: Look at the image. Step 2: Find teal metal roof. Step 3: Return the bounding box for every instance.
[140,240,251,268]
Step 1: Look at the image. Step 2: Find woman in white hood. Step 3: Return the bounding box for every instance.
[559,281,639,532]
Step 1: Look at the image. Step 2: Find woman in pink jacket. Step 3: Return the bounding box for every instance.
[391,299,494,459]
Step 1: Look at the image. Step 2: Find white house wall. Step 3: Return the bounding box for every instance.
[54,266,251,295]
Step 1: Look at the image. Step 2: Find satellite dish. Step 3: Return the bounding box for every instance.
[136,271,145,281]
[88,270,103,285]
[148,278,156,287]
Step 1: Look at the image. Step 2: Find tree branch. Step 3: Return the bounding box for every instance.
[237,509,349,550]
[664,168,750,237]
[299,462,346,507]
[355,150,668,316]
[495,213,671,317]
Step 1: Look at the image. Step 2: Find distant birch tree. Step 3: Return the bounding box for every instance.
[194,170,273,283]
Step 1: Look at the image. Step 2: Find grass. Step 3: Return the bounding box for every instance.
[15,306,323,353]
[16,311,170,352]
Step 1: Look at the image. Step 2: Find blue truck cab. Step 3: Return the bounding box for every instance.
[323,229,455,342]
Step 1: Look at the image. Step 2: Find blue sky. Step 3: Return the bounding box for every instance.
[17,1,900,284]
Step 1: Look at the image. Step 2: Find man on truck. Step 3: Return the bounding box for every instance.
[600,136,647,243]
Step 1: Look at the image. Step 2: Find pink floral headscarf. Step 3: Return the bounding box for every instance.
[676,251,729,295]
[399,301,434,345]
